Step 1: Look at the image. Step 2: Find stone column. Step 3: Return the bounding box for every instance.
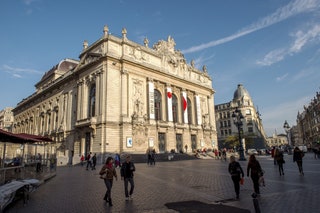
[121,68,128,117]
[195,94,202,126]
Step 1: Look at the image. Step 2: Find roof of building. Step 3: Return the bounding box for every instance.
[233,84,251,101]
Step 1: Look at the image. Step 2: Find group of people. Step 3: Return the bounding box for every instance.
[82,152,97,170]
[99,155,135,206]
[228,146,306,199]
[146,148,156,166]
[228,154,263,199]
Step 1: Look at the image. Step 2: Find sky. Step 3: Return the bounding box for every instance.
[1,0,320,137]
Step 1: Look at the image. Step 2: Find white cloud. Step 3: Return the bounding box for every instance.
[182,0,320,54]
[13,74,22,78]
[290,24,320,53]
[257,23,320,66]
[276,73,288,82]
[1,64,42,78]
[193,54,215,70]
[256,49,287,66]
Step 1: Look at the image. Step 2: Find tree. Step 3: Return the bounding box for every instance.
[223,135,239,149]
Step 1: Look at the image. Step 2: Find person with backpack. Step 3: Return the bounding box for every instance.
[228,155,244,199]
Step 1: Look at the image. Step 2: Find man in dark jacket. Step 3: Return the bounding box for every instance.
[120,155,136,200]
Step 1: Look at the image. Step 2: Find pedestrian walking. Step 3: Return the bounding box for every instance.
[86,152,92,170]
[274,148,285,176]
[36,153,42,173]
[222,148,227,161]
[80,155,85,166]
[146,148,152,166]
[115,153,121,168]
[228,155,244,199]
[99,157,117,206]
[293,147,304,176]
[151,149,156,165]
[312,147,318,159]
[247,154,263,195]
[92,153,97,170]
[120,155,136,200]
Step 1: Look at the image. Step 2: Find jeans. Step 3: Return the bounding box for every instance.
[104,179,113,201]
[124,178,134,197]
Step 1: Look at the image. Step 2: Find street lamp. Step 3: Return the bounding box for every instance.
[232,108,246,161]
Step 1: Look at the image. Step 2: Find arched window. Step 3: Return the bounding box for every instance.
[154,89,162,120]
[187,98,192,124]
[172,94,178,123]
[88,84,96,117]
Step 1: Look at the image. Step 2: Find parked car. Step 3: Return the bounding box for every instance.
[247,149,258,155]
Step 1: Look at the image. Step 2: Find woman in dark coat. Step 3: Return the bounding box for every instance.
[247,154,263,195]
[293,147,304,176]
[228,155,244,199]
[275,148,285,176]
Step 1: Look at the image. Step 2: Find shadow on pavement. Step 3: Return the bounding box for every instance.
[165,200,250,213]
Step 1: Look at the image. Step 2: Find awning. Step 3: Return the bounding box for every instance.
[0,129,53,143]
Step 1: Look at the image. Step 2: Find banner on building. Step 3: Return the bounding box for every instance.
[149,82,155,119]
[167,87,173,121]
[182,91,188,123]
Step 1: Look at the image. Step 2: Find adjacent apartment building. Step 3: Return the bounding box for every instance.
[0,107,14,132]
[12,26,218,165]
[215,84,267,150]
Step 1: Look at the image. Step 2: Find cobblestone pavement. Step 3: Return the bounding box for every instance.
[5,152,320,213]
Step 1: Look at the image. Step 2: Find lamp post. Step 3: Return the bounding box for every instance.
[232,108,246,161]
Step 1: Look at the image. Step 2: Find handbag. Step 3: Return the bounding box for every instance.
[100,173,107,179]
[259,176,265,187]
[240,177,244,185]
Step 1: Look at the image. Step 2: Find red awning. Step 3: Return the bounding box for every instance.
[0,129,53,143]
[15,133,53,142]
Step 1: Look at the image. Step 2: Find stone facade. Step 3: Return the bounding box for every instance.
[0,107,14,132]
[12,26,218,165]
[215,84,267,150]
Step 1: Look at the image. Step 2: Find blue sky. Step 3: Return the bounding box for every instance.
[1,0,320,137]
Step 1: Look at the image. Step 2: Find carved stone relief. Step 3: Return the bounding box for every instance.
[132,124,148,146]
[127,46,149,62]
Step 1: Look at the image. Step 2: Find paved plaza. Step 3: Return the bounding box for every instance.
[4,152,320,213]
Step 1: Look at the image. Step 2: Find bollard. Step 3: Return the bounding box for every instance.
[251,193,261,213]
